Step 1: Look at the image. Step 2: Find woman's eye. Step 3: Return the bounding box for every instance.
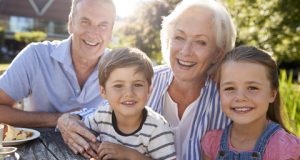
[195,40,206,46]
[174,36,184,41]
[81,20,89,25]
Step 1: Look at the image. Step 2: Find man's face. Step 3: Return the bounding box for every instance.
[68,0,115,61]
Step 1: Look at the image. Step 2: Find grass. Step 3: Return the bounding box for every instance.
[280,70,300,136]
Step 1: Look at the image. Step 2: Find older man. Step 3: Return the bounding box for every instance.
[0,0,116,127]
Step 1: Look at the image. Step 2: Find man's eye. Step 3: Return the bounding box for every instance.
[99,24,108,30]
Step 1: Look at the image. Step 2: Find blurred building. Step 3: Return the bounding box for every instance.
[0,0,71,58]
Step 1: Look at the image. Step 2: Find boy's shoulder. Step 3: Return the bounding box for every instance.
[145,106,168,124]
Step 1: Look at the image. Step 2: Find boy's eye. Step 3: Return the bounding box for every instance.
[113,84,122,88]
[134,83,144,87]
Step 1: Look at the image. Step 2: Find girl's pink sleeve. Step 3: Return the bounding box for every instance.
[201,130,223,159]
[264,129,300,159]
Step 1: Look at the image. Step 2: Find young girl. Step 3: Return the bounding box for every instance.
[201,46,300,160]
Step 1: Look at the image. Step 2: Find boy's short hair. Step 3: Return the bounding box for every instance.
[98,47,154,87]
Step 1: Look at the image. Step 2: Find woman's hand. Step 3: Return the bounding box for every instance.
[57,113,97,158]
[97,141,152,160]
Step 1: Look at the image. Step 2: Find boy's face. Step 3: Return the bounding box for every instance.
[100,66,151,120]
[219,61,277,126]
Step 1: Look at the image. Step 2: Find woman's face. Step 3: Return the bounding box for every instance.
[169,8,218,83]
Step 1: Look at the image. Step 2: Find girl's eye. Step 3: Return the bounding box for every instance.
[224,87,234,91]
[248,86,258,90]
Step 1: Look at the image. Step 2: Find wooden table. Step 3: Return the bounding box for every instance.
[16,128,86,160]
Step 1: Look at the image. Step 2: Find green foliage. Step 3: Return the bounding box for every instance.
[114,0,180,64]
[14,31,47,44]
[224,0,300,64]
[279,70,300,136]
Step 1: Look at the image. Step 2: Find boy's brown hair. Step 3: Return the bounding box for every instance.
[98,47,154,87]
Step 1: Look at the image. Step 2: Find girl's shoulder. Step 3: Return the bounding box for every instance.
[264,129,300,159]
[201,130,223,160]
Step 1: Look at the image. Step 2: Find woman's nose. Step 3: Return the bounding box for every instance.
[180,41,192,56]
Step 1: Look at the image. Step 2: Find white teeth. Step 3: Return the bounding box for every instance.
[178,60,196,67]
[122,101,136,105]
[233,107,251,112]
[84,40,99,46]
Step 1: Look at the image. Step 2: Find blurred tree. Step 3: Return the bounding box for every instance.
[223,0,300,64]
[113,0,181,64]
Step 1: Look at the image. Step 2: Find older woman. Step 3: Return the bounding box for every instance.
[57,0,236,159]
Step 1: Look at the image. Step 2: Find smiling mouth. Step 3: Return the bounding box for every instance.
[121,100,137,106]
[83,40,100,46]
[231,107,253,113]
[177,59,196,67]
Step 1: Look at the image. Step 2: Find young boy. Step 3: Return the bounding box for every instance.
[82,48,176,160]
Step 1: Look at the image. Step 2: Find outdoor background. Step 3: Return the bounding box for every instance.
[0,0,299,136]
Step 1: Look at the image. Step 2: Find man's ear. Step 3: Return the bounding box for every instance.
[100,85,107,99]
[68,16,73,34]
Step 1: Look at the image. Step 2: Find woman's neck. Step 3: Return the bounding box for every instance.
[230,118,268,151]
[168,77,205,119]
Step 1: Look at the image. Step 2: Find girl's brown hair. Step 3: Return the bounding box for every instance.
[221,45,289,132]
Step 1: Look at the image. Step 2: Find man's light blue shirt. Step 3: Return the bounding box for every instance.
[0,37,105,112]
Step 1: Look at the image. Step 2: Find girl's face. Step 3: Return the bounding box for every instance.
[169,8,219,83]
[100,66,151,120]
[219,61,277,126]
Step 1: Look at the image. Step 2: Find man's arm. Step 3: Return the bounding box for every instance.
[0,89,62,127]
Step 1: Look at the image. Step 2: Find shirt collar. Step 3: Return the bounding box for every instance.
[50,36,72,65]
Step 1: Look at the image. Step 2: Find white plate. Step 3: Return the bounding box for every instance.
[2,128,40,146]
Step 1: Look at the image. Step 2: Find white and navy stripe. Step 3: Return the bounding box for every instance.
[148,65,230,160]
[82,104,176,160]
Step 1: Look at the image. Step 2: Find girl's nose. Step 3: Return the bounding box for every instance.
[235,90,248,102]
